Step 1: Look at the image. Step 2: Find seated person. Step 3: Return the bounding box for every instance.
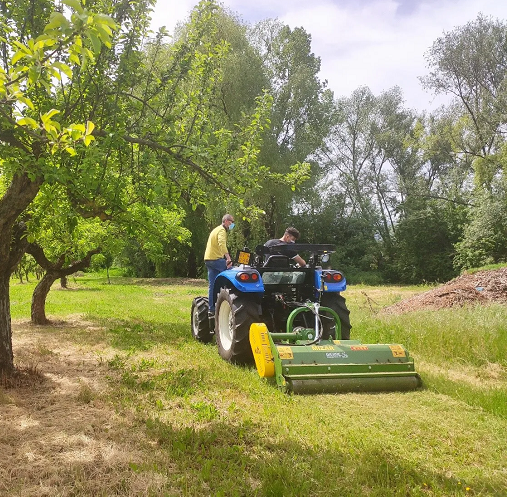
[264,227,307,267]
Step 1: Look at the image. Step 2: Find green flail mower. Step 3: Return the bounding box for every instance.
[249,302,420,394]
[192,244,421,394]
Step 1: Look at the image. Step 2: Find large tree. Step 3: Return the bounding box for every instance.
[0,0,116,373]
[319,87,419,250]
[247,20,334,240]
[421,14,507,269]
[0,0,272,374]
[166,7,269,276]
[421,14,507,189]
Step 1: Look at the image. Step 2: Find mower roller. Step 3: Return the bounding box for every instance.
[191,244,421,394]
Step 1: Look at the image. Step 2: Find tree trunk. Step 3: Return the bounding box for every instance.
[60,275,68,288]
[0,275,14,374]
[0,172,42,373]
[31,272,57,325]
[27,246,101,324]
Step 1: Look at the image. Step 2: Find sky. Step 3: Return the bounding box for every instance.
[150,0,507,113]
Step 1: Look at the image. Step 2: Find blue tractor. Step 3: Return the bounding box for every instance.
[191,244,421,394]
[191,244,351,363]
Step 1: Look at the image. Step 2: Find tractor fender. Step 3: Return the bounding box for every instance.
[213,267,264,298]
[314,268,347,293]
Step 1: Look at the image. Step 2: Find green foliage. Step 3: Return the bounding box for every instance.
[319,87,419,250]
[27,184,108,258]
[454,187,507,270]
[289,193,383,282]
[393,208,458,283]
[0,1,116,163]
[422,14,507,158]
[244,20,334,236]
[422,14,507,208]
[126,1,274,210]
[12,254,40,283]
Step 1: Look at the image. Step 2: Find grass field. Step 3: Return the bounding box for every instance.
[2,273,506,496]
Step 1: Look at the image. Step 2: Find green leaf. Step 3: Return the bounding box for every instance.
[45,12,69,31]
[69,52,81,65]
[41,109,60,122]
[94,14,118,29]
[12,40,31,54]
[95,23,112,39]
[85,121,95,135]
[63,0,84,15]
[48,66,62,81]
[11,50,27,65]
[87,32,102,54]
[40,78,51,92]
[28,66,40,84]
[17,117,38,128]
[53,61,73,79]
[46,125,59,139]
[69,123,85,134]
[18,96,35,110]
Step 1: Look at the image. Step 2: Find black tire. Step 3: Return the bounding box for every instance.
[215,288,259,364]
[320,293,351,340]
[191,297,213,343]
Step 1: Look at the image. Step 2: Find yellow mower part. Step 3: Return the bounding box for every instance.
[249,323,275,377]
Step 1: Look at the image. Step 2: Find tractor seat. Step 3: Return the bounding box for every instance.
[263,255,290,268]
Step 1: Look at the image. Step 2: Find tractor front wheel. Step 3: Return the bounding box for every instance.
[191,297,213,343]
[321,293,351,340]
[215,288,259,364]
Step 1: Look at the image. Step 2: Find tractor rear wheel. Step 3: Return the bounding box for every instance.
[191,297,213,343]
[215,288,259,364]
[321,293,351,340]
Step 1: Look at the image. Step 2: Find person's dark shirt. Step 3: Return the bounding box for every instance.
[264,238,298,259]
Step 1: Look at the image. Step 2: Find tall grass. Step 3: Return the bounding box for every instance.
[356,305,507,367]
[347,286,507,421]
[7,274,507,496]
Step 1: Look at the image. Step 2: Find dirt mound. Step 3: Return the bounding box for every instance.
[383,267,507,314]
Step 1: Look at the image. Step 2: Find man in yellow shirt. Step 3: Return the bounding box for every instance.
[204,214,235,313]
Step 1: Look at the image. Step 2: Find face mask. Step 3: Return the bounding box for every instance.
[229,222,235,230]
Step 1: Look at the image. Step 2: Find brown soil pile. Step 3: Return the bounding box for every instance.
[383,267,507,314]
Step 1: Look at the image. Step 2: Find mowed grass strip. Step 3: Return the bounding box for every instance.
[5,274,507,496]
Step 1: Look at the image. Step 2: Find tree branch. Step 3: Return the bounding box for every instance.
[27,243,101,276]
[93,129,237,195]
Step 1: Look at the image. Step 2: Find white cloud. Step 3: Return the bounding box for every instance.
[151,0,507,112]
